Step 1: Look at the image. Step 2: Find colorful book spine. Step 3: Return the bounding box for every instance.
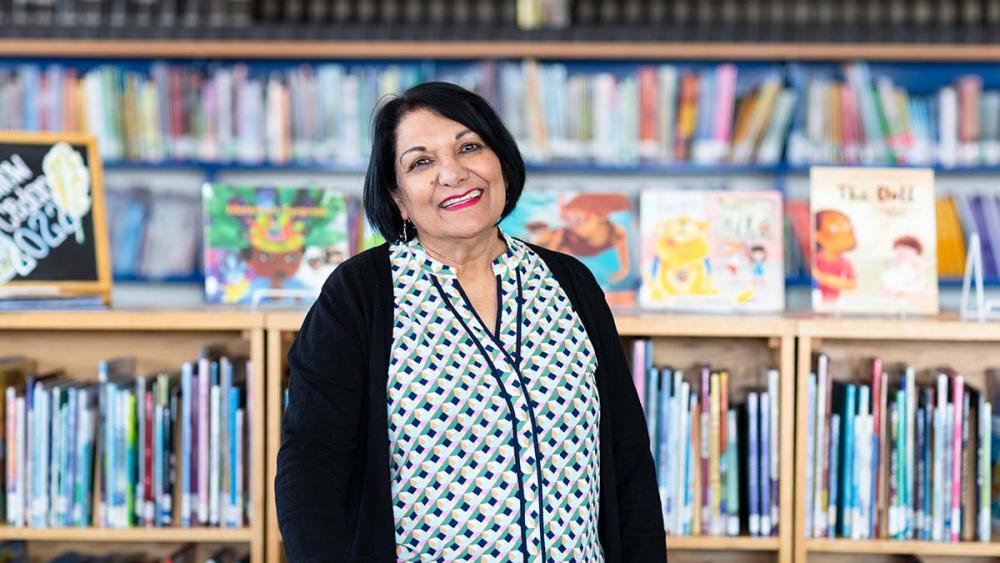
[760,391,772,536]
[951,375,964,542]
[748,392,760,537]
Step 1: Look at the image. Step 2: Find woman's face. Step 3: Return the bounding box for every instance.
[391,108,506,244]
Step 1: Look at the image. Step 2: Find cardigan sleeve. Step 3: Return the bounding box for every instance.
[275,264,369,562]
[577,259,667,561]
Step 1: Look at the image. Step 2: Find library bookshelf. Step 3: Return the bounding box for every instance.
[795,315,1000,563]
[2,39,1000,61]
[264,311,796,563]
[0,310,267,563]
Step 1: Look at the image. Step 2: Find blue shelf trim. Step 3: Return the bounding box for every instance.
[114,273,203,284]
[784,164,1000,175]
[102,159,1000,176]
[102,159,785,176]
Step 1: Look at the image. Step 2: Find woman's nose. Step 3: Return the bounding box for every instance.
[436,154,469,186]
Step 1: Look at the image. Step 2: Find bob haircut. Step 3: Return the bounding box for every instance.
[363,81,526,243]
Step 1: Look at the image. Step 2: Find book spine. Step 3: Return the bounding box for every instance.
[144,390,154,526]
[905,368,916,538]
[916,405,926,539]
[950,375,964,542]
[691,397,702,536]
[673,378,689,535]
[725,408,739,536]
[979,401,992,541]
[709,372,721,535]
[827,413,841,538]
[748,392,760,537]
[234,405,244,529]
[135,377,145,526]
[804,373,816,538]
[198,359,210,525]
[767,368,780,532]
[719,370,729,525]
[933,374,947,541]
[760,391,771,536]
[657,369,672,528]
[843,384,856,538]
[181,364,192,527]
[870,358,883,536]
[812,357,826,537]
[699,365,710,533]
[209,383,221,527]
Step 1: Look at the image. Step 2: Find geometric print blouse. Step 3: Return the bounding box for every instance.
[387,230,603,562]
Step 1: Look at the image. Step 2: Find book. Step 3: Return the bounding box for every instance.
[202,184,352,305]
[810,166,938,314]
[501,190,639,307]
[639,189,784,312]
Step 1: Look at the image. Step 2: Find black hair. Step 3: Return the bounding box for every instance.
[363,81,525,242]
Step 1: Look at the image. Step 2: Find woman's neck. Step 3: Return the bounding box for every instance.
[418,228,506,278]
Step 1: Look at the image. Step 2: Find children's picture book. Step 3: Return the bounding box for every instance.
[638,189,784,312]
[202,184,351,304]
[810,167,938,315]
[501,190,639,307]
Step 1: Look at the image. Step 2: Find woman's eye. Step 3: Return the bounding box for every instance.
[460,142,481,153]
[408,157,431,170]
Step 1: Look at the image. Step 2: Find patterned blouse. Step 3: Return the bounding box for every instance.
[387,230,603,562]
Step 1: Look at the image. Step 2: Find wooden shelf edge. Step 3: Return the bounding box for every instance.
[614,314,793,338]
[805,539,1000,556]
[666,536,780,551]
[0,526,254,542]
[2,39,1000,61]
[0,309,265,331]
[796,315,1000,341]
[264,310,308,332]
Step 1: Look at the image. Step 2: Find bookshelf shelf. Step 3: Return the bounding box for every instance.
[0,309,264,331]
[667,536,781,551]
[0,310,267,563]
[0,526,255,542]
[4,39,1000,61]
[803,538,1000,557]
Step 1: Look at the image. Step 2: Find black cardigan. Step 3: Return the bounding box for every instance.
[275,242,666,562]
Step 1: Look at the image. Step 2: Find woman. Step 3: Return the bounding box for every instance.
[275,82,665,562]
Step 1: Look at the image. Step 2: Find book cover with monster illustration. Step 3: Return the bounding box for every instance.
[639,189,784,313]
[202,184,351,304]
[502,190,638,307]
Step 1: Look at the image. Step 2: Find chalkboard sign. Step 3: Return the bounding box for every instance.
[0,132,111,303]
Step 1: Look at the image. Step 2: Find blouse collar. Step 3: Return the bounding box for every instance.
[400,228,526,279]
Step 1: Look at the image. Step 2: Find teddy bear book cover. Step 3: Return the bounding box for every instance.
[638,189,784,313]
[810,167,938,315]
[202,184,352,304]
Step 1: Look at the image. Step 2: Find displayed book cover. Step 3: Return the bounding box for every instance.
[202,185,350,304]
[501,190,639,307]
[810,167,938,315]
[638,189,784,312]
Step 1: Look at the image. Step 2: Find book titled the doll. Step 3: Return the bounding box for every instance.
[810,167,938,315]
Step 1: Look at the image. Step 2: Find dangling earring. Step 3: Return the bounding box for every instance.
[400,219,410,242]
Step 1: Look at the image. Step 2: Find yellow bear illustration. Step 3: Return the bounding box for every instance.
[646,215,718,300]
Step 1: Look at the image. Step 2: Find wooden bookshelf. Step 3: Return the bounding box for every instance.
[3,39,1000,61]
[794,315,1000,563]
[0,310,267,563]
